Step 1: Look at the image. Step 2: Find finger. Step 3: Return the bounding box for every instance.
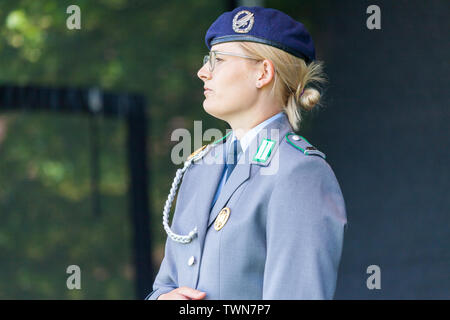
[172,293,190,300]
[191,291,206,300]
[177,287,206,299]
[158,292,190,300]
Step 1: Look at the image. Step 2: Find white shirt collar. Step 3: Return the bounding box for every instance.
[228,112,284,153]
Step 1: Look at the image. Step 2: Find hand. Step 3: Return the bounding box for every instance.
[157,286,206,300]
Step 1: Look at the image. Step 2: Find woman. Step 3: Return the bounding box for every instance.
[147,6,347,300]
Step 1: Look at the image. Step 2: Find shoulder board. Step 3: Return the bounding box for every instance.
[285,133,326,159]
[187,145,208,161]
[186,131,232,162]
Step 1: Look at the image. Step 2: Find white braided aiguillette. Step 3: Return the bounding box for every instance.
[162,145,211,244]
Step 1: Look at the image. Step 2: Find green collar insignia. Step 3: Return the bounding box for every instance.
[253,138,276,163]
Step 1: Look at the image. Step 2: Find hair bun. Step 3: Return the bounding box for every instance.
[299,88,321,110]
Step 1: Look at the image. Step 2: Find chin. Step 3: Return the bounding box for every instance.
[203,100,227,121]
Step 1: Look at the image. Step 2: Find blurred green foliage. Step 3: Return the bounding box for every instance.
[0,0,321,299]
[0,0,226,299]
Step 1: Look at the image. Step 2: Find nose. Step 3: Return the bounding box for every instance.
[197,63,212,81]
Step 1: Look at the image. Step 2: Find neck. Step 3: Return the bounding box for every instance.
[227,100,281,140]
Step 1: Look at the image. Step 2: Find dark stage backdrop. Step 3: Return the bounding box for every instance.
[297,0,449,299]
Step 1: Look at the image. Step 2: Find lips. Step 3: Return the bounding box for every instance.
[204,87,212,96]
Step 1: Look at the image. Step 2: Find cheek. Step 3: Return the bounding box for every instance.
[203,63,257,115]
[229,80,256,110]
[220,69,255,102]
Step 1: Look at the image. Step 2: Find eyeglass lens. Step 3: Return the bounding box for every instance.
[203,52,215,71]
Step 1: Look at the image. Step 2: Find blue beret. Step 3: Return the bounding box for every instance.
[205,6,316,63]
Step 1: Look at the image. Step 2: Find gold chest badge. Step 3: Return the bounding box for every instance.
[214,207,231,231]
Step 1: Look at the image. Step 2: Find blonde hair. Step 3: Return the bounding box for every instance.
[238,42,327,131]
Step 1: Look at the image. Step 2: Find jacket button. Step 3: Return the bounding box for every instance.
[188,256,195,266]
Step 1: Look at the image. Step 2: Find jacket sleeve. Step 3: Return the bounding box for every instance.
[262,157,347,299]
[145,238,178,300]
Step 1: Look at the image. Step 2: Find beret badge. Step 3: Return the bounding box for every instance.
[232,10,254,33]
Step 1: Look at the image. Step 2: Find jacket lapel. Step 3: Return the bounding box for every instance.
[207,114,293,227]
[190,141,226,250]
[207,156,252,227]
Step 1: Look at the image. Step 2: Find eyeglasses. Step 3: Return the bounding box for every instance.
[203,50,259,72]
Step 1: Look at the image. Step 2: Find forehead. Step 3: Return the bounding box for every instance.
[211,42,243,52]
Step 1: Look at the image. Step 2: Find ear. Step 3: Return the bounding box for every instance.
[256,59,275,88]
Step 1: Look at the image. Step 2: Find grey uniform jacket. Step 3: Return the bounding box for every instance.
[147,114,347,300]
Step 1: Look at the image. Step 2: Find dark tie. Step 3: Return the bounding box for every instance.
[210,139,242,210]
[225,139,242,182]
